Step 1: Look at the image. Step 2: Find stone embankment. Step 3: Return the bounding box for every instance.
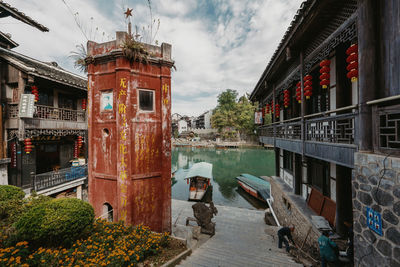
[172,138,259,148]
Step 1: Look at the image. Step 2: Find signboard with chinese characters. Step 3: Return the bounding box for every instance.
[254,111,263,124]
[366,207,382,236]
[18,94,35,118]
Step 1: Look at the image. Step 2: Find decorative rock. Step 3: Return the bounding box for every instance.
[394,201,400,217]
[357,174,368,184]
[383,169,396,181]
[379,179,394,190]
[392,158,400,170]
[358,191,373,206]
[368,175,378,185]
[394,186,400,199]
[372,188,394,206]
[361,166,372,178]
[389,259,400,267]
[383,209,399,225]
[394,247,400,260]
[359,183,371,191]
[386,227,400,245]
[354,221,361,233]
[353,199,361,211]
[353,181,359,190]
[363,229,377,244]
[360,214,367,227]
[371,204,382,213]
[377,239,392,256]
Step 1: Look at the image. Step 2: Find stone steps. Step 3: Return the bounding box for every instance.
[172,200,303,267]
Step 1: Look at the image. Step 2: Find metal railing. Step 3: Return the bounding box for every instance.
[258,105,357,145]
[7,103,86,122]
[32,164,88,192]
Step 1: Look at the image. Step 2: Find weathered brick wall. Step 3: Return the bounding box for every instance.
[353,152,400,267]
[265,176,321,256]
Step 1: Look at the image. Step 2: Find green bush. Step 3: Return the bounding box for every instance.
[0,185,26,221]
[0,185,25,201]
[14,198,95,247]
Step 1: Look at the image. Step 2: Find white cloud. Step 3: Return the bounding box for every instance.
[2,0,303,116]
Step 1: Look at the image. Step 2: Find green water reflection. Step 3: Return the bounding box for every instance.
[171,146,275,209]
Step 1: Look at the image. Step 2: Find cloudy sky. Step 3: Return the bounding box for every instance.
[2,0,303,116]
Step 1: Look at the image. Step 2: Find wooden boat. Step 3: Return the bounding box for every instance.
[184,162,212,201]
[236,173,270,202]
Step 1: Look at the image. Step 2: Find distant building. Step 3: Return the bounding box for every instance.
[177,119,188,134]
[195,110,213,129]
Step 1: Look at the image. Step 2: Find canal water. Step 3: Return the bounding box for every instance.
[171,146,275,210]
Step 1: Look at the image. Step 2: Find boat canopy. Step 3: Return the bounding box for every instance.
[184,162,213,180]
[236,173,271,200]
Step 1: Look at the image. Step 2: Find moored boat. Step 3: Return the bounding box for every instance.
[184,162,212,201]
[236,173,270,202]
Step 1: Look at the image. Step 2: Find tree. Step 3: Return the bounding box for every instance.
[211,90,257,140]
[216,89,238,111]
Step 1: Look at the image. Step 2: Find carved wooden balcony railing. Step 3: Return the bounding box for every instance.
[32,164,88,192]
[305,113,355,144]
[258,105,357,145]
[369,96,400,155]
[7,103,86,122]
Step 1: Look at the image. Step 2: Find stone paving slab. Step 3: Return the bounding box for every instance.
[172,199,303,267]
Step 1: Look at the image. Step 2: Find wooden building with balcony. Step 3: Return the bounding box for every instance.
[0,47,88,196]
[250,0,400,265]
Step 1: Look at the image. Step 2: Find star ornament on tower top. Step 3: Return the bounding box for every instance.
[124,8,133,18]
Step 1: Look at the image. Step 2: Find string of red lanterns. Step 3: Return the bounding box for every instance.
[24,138,33,154]
[304,75,313,99]
[296,82,301,103]
[265,103,270,114]
[271,100,274,114]
[81,99,87,110]
[77,136,83,148]
[319,59,331,89]
[275,103,280,118]
[346,44,358,82]
[31,86,39,102]
[284,89,290,108]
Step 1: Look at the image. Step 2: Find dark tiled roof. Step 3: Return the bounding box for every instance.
[250,0,315,100]
[0,1,48,32]
[0,31,18,48]
[0,46,87,90]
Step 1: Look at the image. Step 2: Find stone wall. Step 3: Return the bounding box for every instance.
[352,152,400,267]
[265,176,321,257]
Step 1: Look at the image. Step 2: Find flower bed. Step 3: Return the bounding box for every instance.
[0,219,184,266]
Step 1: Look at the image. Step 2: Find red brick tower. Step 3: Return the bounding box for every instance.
[87,32,173,232]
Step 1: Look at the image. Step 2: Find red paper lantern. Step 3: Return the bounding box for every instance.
[346,44,358,82]
[319,59,331,89]
[24,138,33,154]
[81,98,87,110]
[265,103,270,114]
[296,82,301,103]
[275,103,280,118]
[31,86,39,102]
[284,89,290,108]
[304,75,313,99]
[77,136,83,148]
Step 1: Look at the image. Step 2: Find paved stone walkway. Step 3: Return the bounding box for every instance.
[172,199,303,267]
